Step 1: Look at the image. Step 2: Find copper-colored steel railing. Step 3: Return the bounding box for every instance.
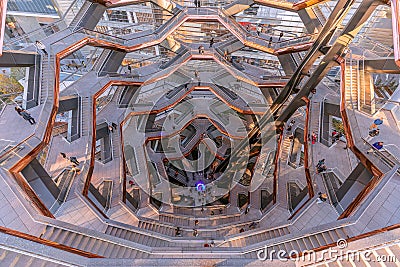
[302,96,314,198]
[272,131,283,204]
[287,97,314,220]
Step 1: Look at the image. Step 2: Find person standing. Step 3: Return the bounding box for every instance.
[35,40,47,55]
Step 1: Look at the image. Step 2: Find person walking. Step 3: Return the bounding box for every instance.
[60,152,67,159]
[268,36,273,47]
[367,141,384,154]
[127,65,132,73]
[35,40,47,55]
[209,38,214,48]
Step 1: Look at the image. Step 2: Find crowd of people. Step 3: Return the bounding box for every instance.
[367,117,384,154]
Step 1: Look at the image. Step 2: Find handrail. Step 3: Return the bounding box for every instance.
[49,168,76,213]
[321,170,345,214]
[361,138,400,168]
[275,33,318,48]
[0,226,103,258]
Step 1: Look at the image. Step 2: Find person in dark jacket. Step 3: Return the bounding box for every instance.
[367,141,384,154]
[20,110,35,124]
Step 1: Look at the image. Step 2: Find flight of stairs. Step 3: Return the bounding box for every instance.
[280,135,293,163]
[68,0,93,29]
[138,221,176,236]
[221,226,290,247]
[312,5,327,26]
[0,247,63,267]
[40,56,55,105]
[80,96,91,137]
[104,225,170,247]
[263,227,350,257]
[111,128,120,161]
[41,225,149,258]
[310,101,321,142]
[344,63,359,110]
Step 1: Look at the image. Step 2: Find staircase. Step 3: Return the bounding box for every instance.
[263,227,350,257]
[312,5,327,26]
[41,225,149,258]
[80,96,91,137]
[68,0,94,29]
[280,135,292,163]
[40,56,55,105]
[111,129,120,161]
[138,221,176,236]
[291,52,304,68]
[104,225,171,247]
[310,102,321,141]
[344,62,359,110]
[55,0,86,27]
[220,226,290,247]
[0,247,64,267]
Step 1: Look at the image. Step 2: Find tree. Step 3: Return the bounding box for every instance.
[0,74,23,94]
